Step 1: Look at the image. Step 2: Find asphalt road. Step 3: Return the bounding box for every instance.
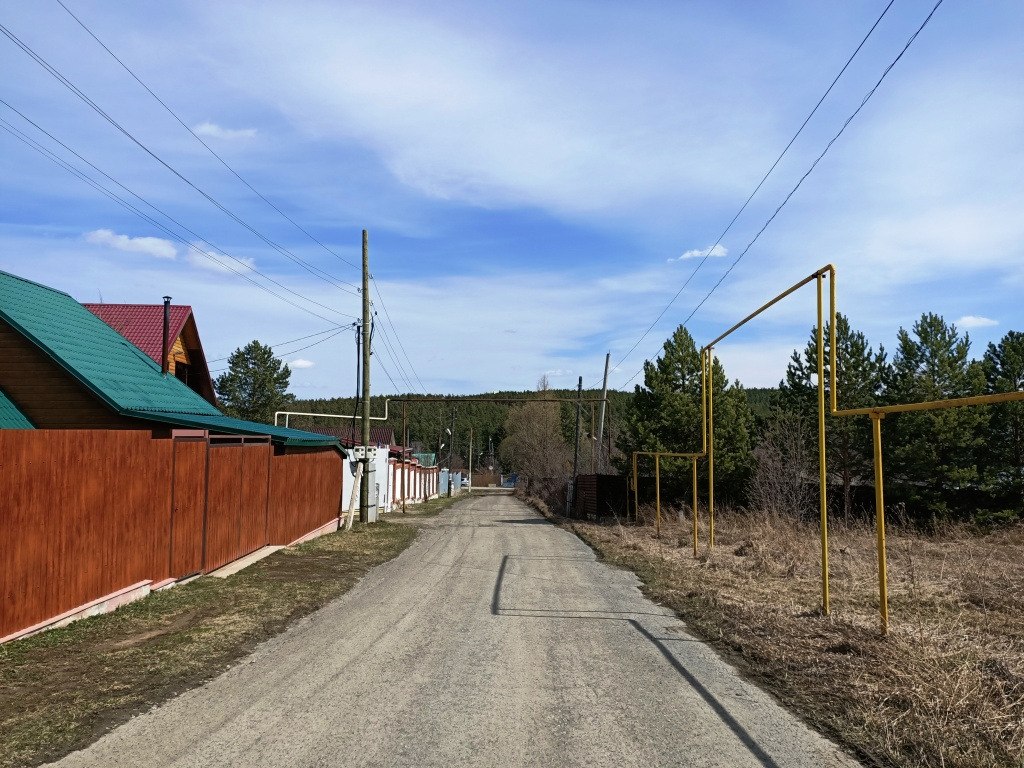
[54,494,858,767]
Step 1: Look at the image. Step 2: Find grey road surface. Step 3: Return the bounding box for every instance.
[54,494,858,767]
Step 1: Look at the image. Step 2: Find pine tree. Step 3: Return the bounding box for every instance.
[779,313,887,521]
[620,325,752,504]
[215,340,295,424]
[886,314,987,522]
[981,330,1024,519]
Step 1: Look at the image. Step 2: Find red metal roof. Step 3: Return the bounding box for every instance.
[83,304,192,363]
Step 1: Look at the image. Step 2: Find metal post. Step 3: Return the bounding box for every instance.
[817,274,830,615]
[655,453,661,538]
[359,230,371,523]
[570,376,582,513]
[872,413,889,636]
[468,426,473,490]
[590,404,596,475]
[447,407,456,498]
[161,296,171,375]
[707,348,715,550]
[597,352,610,471]
[692,458,698,558]
[632,452,638,524]
[402,401,407,513]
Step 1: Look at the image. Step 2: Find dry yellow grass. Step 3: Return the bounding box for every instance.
[554,501,1024,767]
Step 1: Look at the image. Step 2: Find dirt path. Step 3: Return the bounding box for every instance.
[52,495,857,767]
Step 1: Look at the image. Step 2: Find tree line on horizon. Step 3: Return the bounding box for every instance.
[618,314,1024,526]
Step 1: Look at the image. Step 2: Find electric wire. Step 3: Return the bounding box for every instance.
[208,325,349,364]
[0,115,353,327]
[51,3,430,394]
[0,21,360,296]
[596,0,899,388]
[53,0,361,273]
[618,0,945,388]
[208,328,348,374]
[0,100,357,323]
[371,313,417,393]
[371,277,429,393]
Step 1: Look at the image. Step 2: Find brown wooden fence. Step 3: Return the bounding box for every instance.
[1,430,345,639]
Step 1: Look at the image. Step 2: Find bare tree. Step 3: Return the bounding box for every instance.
[499,398,571,482]
[749,409,817,519]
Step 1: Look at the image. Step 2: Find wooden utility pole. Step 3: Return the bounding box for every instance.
[597,352,610,471]
[468,427,473,489]
[359,230,372,523]
[569,376,582,514]
[401,401,407,514]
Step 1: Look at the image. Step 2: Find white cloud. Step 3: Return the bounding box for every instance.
[289,358,315,369]
[193,122,257,141]
[956,315,998,329]
[669,244,728,263]
[185,244,256,274]
[84,229,177,260]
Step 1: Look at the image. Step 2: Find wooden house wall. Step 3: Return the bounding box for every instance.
[0,320,149,430]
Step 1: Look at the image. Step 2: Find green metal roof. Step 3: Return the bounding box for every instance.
[131,411,342,447]
[0,388,34,429]
[0,270,220,416]
[0,270,339,448]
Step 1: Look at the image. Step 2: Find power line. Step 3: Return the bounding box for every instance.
[597,0,899,388]
[0,20,360,296]
[208,325,349,363]
[208,327,349,374]
[371,277,428,393]
[0,98,360,321]
[619,0,945,389]
[53,0,361,273]
[0,110,355,325]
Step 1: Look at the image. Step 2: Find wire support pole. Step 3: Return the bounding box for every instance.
[871,413,889,636]
[817,273,831,615]
[359,230,372,524]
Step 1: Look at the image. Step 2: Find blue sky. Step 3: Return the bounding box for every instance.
[2,1,1022,397]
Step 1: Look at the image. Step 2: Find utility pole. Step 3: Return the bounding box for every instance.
[468,427,473,490]
[401,401,407,514]
[359,230,372,523]
[597,351,610,471]
[569,375,582,514]
[447,406,457,497]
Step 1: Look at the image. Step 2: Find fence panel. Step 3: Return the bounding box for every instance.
[268,448,343,544]
[239,443,271,556]
[204,444,243,571]
[0,431,172,638]
[170,438,206,578]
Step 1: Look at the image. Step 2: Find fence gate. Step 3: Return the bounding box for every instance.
[202,436,272,572]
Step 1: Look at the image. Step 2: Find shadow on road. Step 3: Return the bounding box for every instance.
[491,553,783,768]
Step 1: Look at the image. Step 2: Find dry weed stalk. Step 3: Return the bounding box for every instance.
[567,505,1024,767]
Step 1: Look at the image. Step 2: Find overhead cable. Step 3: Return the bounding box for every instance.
[53,0,361,272]
[597,0,899,388]
[0,21,359,295]
[619,0,945,388]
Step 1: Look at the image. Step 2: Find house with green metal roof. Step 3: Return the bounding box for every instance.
[0,269,338,448]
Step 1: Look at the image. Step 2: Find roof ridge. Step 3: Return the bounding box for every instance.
[0,269,74,299]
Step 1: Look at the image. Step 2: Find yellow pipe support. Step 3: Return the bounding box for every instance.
[707,347,715,550]
[632,451,638,524]
[692,458,698,558]
[837,389,1024,417]
[816,274,830,615]
[829,266,837,414]
[871,413,889,636]
[701,348,708,454]
[655,453,661,538]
